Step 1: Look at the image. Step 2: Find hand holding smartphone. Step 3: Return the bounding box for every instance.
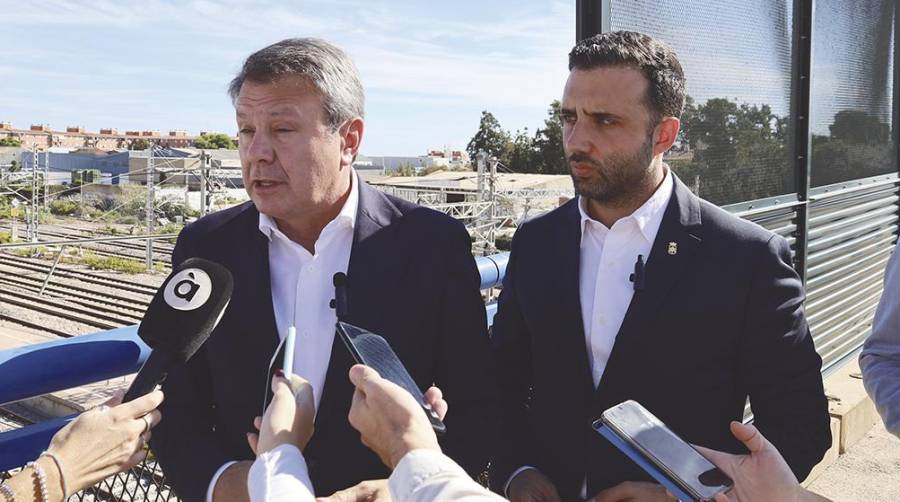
[261,328,297,417]
[336,321,447,435]
[594,400,733,501]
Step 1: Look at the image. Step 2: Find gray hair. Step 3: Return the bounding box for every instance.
[228,38,365,130]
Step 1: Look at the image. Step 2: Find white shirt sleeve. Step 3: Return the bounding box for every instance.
[247,444,315,502]
[388,449,506,502]
[206,461,236,502]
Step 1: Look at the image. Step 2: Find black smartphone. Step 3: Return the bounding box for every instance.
[336,321,446,435]
[597,400,733,501]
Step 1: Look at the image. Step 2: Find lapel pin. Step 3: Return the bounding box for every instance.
[667,242,678,255]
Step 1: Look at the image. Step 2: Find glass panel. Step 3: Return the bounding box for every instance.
[609,0,795,205]
[810,0,896,187]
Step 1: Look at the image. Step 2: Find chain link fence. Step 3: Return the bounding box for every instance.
[1,455,179,502]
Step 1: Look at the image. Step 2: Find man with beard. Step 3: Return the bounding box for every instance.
[490,31,831,502]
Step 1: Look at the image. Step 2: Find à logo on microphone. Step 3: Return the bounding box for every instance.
[163,268,213,311]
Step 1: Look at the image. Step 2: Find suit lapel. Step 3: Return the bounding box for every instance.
[554,199,595,397]
[312,182,397,432]
[594,177,703,406]
[240,208,280,407]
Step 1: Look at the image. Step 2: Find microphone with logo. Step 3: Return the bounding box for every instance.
[123,257,234,402]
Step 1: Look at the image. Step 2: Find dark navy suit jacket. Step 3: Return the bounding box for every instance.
[151,181,497,500]
[491,176,831,500]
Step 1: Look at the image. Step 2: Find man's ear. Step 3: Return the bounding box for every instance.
[340,118,365,167]
[653,116,681,157]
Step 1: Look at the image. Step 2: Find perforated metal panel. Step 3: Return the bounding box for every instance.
[809,0,896,187]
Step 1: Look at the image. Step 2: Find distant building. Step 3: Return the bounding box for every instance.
[128,148,243,189]
[20,148,132,184]
[369,170,572,195]
[0,147,25,167]
[0,122,235,150]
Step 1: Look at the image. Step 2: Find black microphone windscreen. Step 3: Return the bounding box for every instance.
[138,257,234,364]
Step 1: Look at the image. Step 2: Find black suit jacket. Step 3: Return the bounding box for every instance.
[151,181,497,500]
[491,176,831,500]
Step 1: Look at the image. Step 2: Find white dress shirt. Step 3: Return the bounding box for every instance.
[247,446,504,502]
[506,167,673,497]
[207,170,359,502]
[578,167,672,388]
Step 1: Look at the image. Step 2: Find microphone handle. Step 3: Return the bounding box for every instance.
[123,350,174,402]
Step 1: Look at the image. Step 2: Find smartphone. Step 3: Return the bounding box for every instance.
[594,400,733,502]
[336,321,446,435]
[261,329,296,417]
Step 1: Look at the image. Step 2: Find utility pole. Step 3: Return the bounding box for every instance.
[476,151,487,203]
[199,151,207,216]
[487,156,497,253]
[28,146,38,242]
[43,151,49,210]
[145,145,155,270]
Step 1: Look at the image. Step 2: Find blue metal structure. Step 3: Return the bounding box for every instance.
[0,255,509,471]
[0,327,149,470]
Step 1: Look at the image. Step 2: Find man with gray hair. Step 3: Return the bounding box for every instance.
[150,38,497,502]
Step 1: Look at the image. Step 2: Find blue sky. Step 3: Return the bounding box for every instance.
[1,0,574,156]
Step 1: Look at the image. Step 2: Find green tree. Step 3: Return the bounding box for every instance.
[0,137,21,147]
[531,100,566,174]
[194,133,236,150]
[129,138,150,150]
[9,160,19,172]
[810,110,893,186]
[676,96,790,204]
[393,162,417,177]
[503,128,535,173]
[829,110,890,145]
[466,111,509,168]
[420,164,446,176]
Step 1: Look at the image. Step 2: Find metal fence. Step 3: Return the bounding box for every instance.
[725,175,900,374]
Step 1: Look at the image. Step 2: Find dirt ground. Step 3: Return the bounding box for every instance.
[808,420,900,501]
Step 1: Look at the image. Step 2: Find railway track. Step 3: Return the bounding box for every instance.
[0,290,129,330]
[0,271,149,312]
[0,276,145,324]
[0,253,158,336]
[0,254,160,296]
[41,226,176,255]
[0,223,175,265]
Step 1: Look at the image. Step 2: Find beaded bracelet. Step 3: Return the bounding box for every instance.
[39,452,67,500]
[25,461,49,502]
[0,483,15,502]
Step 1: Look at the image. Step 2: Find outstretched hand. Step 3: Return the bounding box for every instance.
[248,372,315,455]
[695,421,803,502]
[346,364,442,469]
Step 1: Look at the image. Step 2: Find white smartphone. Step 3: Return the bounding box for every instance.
[261,328,296,416]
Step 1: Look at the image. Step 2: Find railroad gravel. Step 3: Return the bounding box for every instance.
[0,252,165,335]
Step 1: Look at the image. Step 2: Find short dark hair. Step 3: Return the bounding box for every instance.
[568,31,685,124]
[228,38,364,130]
